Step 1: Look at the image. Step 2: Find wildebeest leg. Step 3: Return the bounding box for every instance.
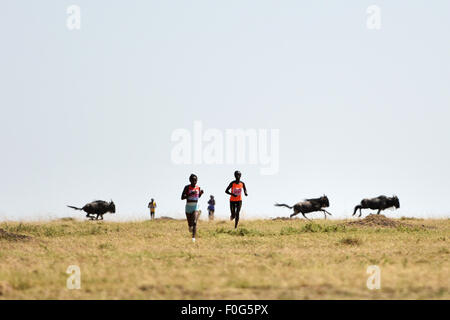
[377,209,381,215]
[290,211,299,218]
[358,208,363,218]
[95,214,99,220]
[321,209,332,219]
[301,212,311,221]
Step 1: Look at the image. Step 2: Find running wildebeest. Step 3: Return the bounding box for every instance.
[353,195,400,218]
[67,200,116,220]
[274,195,332,220]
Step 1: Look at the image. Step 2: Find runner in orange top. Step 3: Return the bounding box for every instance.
[225,171,248,229]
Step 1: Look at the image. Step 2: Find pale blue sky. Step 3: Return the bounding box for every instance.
[1,1,449,221]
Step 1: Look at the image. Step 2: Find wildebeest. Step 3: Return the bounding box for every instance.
[67,200,116,220]
[353,195,400,217]
[274,195,332,220]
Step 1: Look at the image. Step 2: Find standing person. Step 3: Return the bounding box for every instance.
[148,198,157,220]
[181,174,204,242]
[207,195,215,221]
[225,171,248,229]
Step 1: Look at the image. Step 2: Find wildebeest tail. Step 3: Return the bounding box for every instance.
[274,203,293,209]
[67,205,83,210]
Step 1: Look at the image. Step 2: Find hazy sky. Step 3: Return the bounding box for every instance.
[1,1,449,221]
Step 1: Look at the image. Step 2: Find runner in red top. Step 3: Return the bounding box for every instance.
[225,171,248,229]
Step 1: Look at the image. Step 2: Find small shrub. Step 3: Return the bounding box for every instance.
[280,226,302,235]
[323,225,347,233]
[300,223,323,233]
[212,227,263,237]
[279,223,347,235]
[4,223,40,234]
[395,226,423,233]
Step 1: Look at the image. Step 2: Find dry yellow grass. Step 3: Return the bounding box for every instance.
[0,216,448,299]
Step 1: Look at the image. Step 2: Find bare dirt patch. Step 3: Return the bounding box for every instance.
[344,214,423,229]
[271,217,291,221]
[0,228,31,241]
[58,217,76,221]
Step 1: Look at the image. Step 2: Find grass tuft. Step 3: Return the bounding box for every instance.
[338,237,362,246]
[212,227,264,236]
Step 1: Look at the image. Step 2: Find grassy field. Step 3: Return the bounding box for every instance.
[0,216,448,299]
